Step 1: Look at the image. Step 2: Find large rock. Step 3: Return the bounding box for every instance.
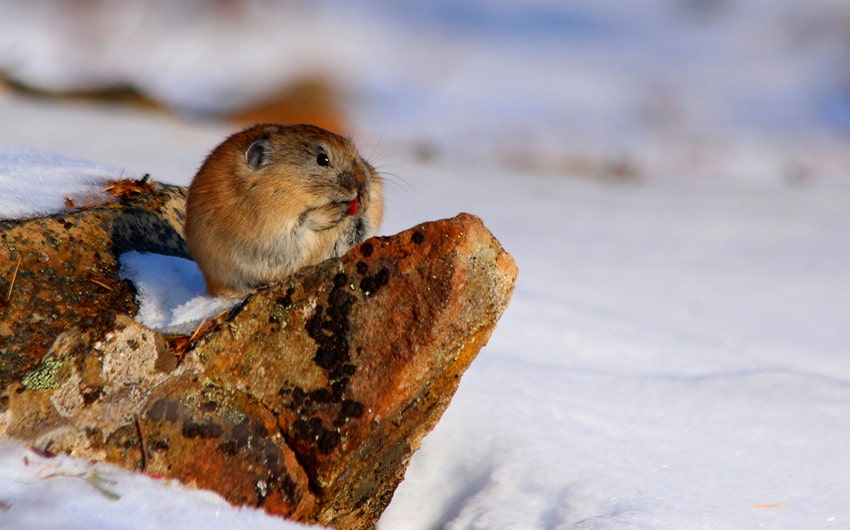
[0,178,517,528]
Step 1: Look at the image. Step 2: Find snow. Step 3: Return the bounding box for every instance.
[0,146,126,219]
[2,1,850,529]
[0,442,316,530]
[118,252,236,335]
[374,160,850,528]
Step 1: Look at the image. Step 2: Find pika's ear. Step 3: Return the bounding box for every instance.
[245,138,271,170]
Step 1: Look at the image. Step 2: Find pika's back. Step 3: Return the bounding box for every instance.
[185,123,384,297]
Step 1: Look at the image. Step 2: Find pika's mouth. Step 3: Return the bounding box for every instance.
[333,193,361,216]
[346,195,360,215]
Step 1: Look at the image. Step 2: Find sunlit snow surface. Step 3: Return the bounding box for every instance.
[376,160,850,528]
[0,442,316,530]
[1,1,850,529]
[118,251,236,334]
[0,146,125,219]
[1,144,849,529]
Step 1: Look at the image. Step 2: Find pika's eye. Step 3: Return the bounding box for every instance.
[317,153,330,167]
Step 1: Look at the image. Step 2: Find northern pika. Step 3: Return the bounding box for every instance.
[185,123,384,297]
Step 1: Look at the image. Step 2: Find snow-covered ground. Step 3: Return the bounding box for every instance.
[0,442,317,530]
[2,1,850,528]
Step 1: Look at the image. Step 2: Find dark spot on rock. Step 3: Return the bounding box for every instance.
[360,241,373,257]
[309,388,334,403]
[329,363,356,381]
[411,231,425,244]
[290,419,307,440]
[233,423,251,447]
[219,440,240,457]
[291,417,324,442]
[183,420,223,439]
[251,421,269,437]
[275,287,295,308]
[260,445,281,471]
[307,274,356,372]
[340,399,365,419]
[287,387,305,407]
[314,348,337,371]
[356,261,369,275]
[200,400,218,412]
[150,439,170,452]
[376,266,390,285]
[81,386,103,405]
[126,339,139,350]
[278,473,299,505]
[80,309,114,333]
[331,379,348,399]
[147,398,180,423]
[97,310,117,329]
[332,272,348,289]
[308,417,323,435]
[306,305,324,335]
[317,429,340,453]
[360,266,390,295]
[84,426,103,442]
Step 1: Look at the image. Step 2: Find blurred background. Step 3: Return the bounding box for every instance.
[2,0,850,184]
[2,3,850,528]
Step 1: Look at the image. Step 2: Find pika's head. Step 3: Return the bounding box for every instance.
[185,123,384,296]
[236,124,380,223]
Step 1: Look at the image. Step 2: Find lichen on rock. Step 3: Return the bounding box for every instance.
[21,355,62,391]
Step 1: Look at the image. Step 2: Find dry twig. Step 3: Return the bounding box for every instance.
[6,258,22,302]
[102,173,156,199]
[165,309,231,359]
[89,278,114,291]
[135,414,148,471]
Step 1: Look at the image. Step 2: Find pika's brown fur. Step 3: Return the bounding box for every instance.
[185,123,384,296]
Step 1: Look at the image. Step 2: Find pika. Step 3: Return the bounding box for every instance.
[185,123,384,297]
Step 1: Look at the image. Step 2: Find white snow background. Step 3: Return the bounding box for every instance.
[1,1,850,529]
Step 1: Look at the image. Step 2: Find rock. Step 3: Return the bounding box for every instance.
[0,179,188,390]
[0,177,517,529]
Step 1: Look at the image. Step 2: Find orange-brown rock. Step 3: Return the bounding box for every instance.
[0,181,187,390]
[0,178,517,529]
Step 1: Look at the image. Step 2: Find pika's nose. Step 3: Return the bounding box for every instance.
[337,163,367,192]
